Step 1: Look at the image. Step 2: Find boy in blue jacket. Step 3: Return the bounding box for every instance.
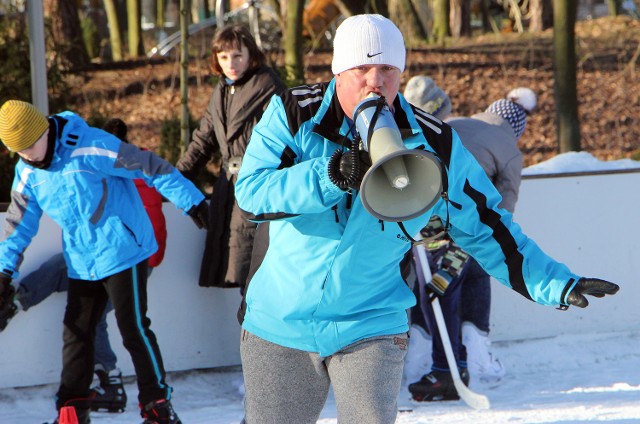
[0,100,209,424]
[234,14,619,424]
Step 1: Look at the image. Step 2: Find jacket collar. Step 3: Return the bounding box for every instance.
[311,78,423,144]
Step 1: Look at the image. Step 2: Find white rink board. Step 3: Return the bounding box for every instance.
[0,204,242,389]
[0,170,638,388]
[490,170,640,341]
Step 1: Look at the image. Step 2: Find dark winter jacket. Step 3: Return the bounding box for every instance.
[177,65,285,289]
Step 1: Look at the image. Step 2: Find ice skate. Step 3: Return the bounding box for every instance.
[408,369,469,402]
[462,321,506,385]
[403,324,433,386]
[90,368,127,412]
[140,398,182,424]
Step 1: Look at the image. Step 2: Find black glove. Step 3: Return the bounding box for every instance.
[566,278,620,308]
[328,148,372,191]
[0,274,11,298]
[187,200,210,231]
[0,275,17,332]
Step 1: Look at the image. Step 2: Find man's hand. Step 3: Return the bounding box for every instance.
[187,200,210,231]
[566,278,620,308]
[328,147,372,192]
[338,150,372,191]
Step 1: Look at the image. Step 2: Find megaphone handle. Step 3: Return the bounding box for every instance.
[327,137,364,191]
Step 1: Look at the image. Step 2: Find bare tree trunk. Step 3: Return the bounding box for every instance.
[431,0,450,45]
[410,0,432,39]
[450,0,470,38]
[285,0,305,86]
[44,0,90,69]
[180,0,190,153]
[608,0,621,15]
[389,0,427,42]
[157,0,165,28]
[480,0,491,33]
[104,0,124,61]
[529,0,553,32]
[553,0,581,153]
[127,0,144,57]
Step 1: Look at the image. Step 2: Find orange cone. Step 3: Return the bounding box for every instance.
[58,406,79,424]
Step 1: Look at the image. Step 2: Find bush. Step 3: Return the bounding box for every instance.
[0,16,33,105]
[0,13,70,111]
[0,13,71,204]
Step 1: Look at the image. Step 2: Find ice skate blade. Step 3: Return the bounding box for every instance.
[410,392,460,402]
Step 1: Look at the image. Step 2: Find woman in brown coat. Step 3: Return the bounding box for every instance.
[177,24,285,291]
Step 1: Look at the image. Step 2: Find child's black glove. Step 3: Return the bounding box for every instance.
[187,200,210,231]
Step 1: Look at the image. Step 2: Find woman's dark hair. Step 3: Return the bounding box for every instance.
[210,24,266,77]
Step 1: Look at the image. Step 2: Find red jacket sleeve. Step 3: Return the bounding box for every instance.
[135,179,167,267]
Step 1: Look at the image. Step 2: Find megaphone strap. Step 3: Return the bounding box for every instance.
[353,96,388,147]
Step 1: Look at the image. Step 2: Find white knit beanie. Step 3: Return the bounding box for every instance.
[332,14,406,75]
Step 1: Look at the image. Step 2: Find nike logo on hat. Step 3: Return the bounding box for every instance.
[367,52,383,58]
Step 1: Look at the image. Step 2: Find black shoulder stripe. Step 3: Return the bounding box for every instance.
[411,105,453,169]
[240,209,300,222]
[463,179,533,302]
[277,145,297,170]
[279,83,329,137]
[49,115,68,139]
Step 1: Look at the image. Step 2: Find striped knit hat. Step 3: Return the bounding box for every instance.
[486,87,537,140]
[486,99,527,139]
[0,100,49,152]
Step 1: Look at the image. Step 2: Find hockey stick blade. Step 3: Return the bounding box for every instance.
[414,243,491,410]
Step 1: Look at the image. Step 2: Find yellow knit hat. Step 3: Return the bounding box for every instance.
[0,100,49,152]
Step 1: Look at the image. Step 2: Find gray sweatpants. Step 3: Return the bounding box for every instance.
[240,329,408,424]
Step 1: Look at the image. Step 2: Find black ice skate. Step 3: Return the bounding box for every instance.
[90,368,127,412]
[408,369,470,402]
[140,399,182,424]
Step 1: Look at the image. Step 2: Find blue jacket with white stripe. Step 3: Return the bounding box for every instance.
[235,79,580,357]
[0,111,204,280]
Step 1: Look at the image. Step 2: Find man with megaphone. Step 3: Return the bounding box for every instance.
[234,14,619,424]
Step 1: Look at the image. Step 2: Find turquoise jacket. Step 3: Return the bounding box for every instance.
[235,79,580,357]
[0,112,204,280]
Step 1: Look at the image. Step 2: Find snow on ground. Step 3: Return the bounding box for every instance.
[1,152,639,423]
[1,330,638,423]
[522,151,640,175]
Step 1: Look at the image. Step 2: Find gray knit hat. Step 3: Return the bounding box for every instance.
[403,76,452,120]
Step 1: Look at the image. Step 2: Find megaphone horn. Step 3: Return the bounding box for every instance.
[353,94,443,222]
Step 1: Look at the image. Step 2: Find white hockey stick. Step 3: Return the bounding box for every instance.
[414,243,491,410]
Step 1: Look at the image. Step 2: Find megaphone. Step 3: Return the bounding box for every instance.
[353,94,442,222]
